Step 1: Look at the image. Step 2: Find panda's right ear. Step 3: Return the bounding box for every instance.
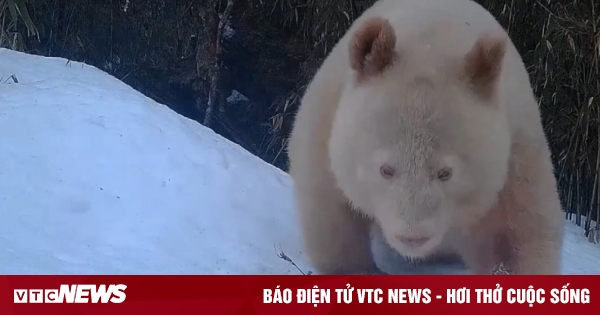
[349,17,397,82]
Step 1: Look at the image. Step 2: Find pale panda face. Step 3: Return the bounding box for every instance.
[328,67,511,259]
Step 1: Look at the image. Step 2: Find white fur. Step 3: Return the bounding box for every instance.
[288,0,564,274]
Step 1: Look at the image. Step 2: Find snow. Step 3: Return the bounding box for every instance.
[227,90,250,104]
[0,48,598,275]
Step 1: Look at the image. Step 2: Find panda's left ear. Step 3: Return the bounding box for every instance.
[461,31,508,99]
[349,17,397,81]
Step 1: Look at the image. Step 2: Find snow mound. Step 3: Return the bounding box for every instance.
[0,48,598,275]
[0,48,309,274]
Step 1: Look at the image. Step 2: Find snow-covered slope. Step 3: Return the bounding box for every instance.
[0,48,309,274]
[0,48,598,275]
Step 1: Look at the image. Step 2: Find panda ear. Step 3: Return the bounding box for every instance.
[349,17,397,81]
[461,31,508,99]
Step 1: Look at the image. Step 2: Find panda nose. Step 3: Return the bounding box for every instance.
[397,236,430,248]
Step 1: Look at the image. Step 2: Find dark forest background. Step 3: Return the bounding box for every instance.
[1,0,599,241]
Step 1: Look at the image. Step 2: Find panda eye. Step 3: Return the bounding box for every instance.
[437,167,452,181]
[380,164,395,179]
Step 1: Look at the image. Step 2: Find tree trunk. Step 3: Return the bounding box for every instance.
[203,0,235,127]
